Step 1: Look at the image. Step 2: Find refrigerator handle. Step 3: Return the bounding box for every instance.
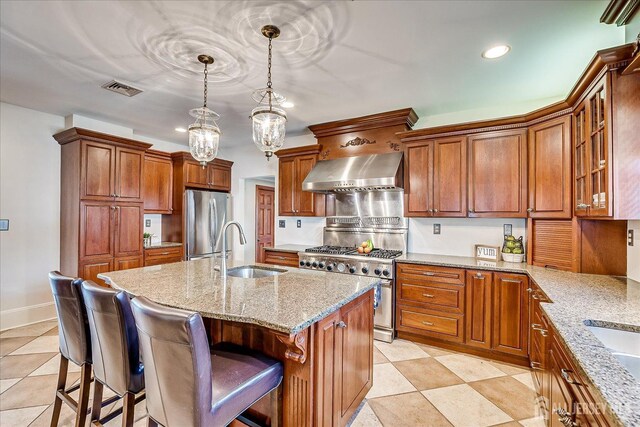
[210,198,217,253]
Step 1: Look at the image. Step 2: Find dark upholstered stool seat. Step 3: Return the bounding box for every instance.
[210,342,283,425]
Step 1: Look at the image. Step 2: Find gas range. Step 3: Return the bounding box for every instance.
[298,246,401,279]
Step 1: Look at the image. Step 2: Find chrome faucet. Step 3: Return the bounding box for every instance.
[219,221,247,278]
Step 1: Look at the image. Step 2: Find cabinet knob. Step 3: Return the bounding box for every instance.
[475,273,484,279]
[433,209,438,213]
[527,208,534,212]
[428,209,434,213]
[576,203,588,209]
[468,209,475,213]
[337,321,347,328]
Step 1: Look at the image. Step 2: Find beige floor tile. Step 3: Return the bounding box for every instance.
[417,343,453,357]
[29,354,81,377]
[29,402,81,427]
[436,354,507,382]
[0,378,21,394]
[0,353,57,379]
[519,416,547,427]
[104,398,148,426]
[493,422,522,427]
[350,402,383,427]
[0,405,49,425]
[0,374,77,410]
[375,339,429,362]
[366,363,416,399]
[369,392,453,427]
[373,347,389,364]
[512,372,536,391]
[489,360,530,376]
[10,336,60,355]
[0,321,57,338]
[394,357,464,391]
[422,384,513,427]
[1,337,36,356]
[469,376,539,421]
[42,327,59,337]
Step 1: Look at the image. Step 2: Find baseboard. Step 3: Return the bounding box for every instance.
[0,302,57,332]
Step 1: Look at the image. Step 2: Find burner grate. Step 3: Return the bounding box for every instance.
[305,246,358,255]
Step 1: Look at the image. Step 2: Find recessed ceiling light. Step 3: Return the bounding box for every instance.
[482,45,511,59]
[175,127,187,133]
[282,101,295,108]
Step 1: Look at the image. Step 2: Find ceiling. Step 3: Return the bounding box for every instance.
[0,1,624,147]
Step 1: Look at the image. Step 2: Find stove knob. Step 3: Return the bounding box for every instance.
[305,261,311,267]
[362,266,369,274]
[382,269,390,277]
[349,266,356,274]
[299,261,305,267]
[312,262,318,268]
[326,264,333,271]
[337,263,346,273]
[318,262,325,269]
[374,267,382,275]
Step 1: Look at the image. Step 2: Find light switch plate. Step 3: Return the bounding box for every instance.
[504,224,512,236]
[0,219,8,231]
[145,219,151,227]
[279,220,286,228]
[433,224,441,234]
[297,220,302,228]
[629,229,634,246]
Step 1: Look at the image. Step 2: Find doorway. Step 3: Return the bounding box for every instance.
[255,185,275,263]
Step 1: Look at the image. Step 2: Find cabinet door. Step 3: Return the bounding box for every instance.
[114,203,143,257]
[528,116,572,218]
[404,141,433,216]
[315,310,340,427]
[492,273,529,357]
[465,270,493,349]
[296,155,323,216]
[209,164,231,192]
[586,76,612,217]
[115,256,143,271]
[335,292,373,426]
[468,130,527,217]
[115,147,144,202]
[79,201,114,259]
[143,155,173,213]
[80,259,113,286]
[434,137,467,217]
[184,161,210,188]
[81,141,115,200]
[548,347,577,427]
[278,157,296,216]
[573,103,590,217]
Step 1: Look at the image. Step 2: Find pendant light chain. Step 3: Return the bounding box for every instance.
[267,35,273,110]
[203,62,208,108]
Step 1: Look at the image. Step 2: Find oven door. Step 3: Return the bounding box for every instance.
[374,279,394,342]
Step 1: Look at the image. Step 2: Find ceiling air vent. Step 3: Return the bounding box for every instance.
[101,80,143,97]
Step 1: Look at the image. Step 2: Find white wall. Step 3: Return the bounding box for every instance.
[628,220,640,282]
[1,103,65,330]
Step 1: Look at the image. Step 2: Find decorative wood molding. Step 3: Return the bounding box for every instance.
[320,150,330,160]
[340,137,376,148]
[274,144,323,159]
[145,149,172,159]
[308,108,418,138]
[276,328,309,364]
[600,0,640,26]
[53,127,153,150]
[169,151,234,167]
[387,141,401,151]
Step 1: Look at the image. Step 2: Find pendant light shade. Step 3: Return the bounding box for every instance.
[252,25,287,160]
[189,55,221,166]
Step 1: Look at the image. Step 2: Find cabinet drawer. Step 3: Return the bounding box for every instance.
[396,263,464,285]
[397,305,463,343]
[264,250,299,267]
[398,281,464,313]
[144,246,183,266]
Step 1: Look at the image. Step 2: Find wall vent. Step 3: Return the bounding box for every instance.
[101,80,143,97]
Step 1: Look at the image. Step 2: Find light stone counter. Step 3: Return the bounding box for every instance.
[263,244,312,253]
[399,253,640,426]
[98,258,379,335]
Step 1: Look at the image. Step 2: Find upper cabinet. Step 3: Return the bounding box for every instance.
[275,145,325,216]
[402,136,467,217]
[528,115,572,218]
[143,150,173,214]
[172,152,233,193]
[468,129,527,218]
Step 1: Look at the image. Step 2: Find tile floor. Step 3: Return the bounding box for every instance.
[0,320,545,426]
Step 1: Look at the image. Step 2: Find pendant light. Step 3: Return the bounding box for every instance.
[251,25,287,160]
[188,55,221,166]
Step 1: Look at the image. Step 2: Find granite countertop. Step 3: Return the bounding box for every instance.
[144,242,183,249]
[98,258,379,335]
[263,244,311,253]
[399,253,640,426]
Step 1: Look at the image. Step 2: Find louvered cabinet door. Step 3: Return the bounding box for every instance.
[529,220,578,272]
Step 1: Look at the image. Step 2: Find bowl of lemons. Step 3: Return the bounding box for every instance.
[501,235,525,263]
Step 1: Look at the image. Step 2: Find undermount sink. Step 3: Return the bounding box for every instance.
[585,324,640,380]
[226,265,287,279]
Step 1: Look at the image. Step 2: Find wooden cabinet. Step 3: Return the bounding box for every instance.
[177,153,233,192]
[465,270,493,350]
[144,245,183,266]
[528,115,572,218]
[55,128,151,284]
[263,249,299,268]
[315,290,373,426]
[403,137,467,217]
[528,282,550,400]
[144,150,173,213]
[468,129,527,217]
[275,145,325,217]
[492,273,529,357]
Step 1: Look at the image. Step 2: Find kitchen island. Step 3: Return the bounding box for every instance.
[99,258,379,427]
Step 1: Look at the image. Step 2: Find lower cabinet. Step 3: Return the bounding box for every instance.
[465,270,493,349]
[80,259,114,285]
[263,249,299,268]
[315,291,373,427]
[143,245,183,266]
[492,273,529,357]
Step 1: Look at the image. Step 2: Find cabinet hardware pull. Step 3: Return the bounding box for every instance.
[526,287,533,293]
[555,408,577,427]
[422,321,434,326]
[469,209,475,213]
[532,294,540,300]
[422,294,435,298]
[433,209,438,213]
[577,203,588,209]
[531,324,548,336]
[428,209,434,213]
[160,252,170,255]
[560,369,581,385]
[337,321,347,328]
[527,208,534,212]
[475,273,484,279]
[423,272,435,276]
[530,361,542,370]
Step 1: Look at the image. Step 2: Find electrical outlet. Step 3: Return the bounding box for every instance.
[433,224,441,235]
[0,219,8,231]
[297,220,302,228]
[629,229,635,246]
[279,220,286,228]
[145,219,151,227]
[504,224,512,236]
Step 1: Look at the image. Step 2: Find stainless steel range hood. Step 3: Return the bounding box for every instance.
[302,152,403,193]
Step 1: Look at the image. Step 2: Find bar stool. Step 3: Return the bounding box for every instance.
[130,296,284,427]
[81,281,145,427]
[48,271,93,427]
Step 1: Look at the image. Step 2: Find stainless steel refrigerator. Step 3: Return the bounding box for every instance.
[185,189,232,260]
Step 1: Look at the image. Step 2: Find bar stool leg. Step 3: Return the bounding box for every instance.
[122,392,135,427]
[75,363,92,427]
[50,355,69,427]
[146,418,159,427]
[90,380,104,424]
